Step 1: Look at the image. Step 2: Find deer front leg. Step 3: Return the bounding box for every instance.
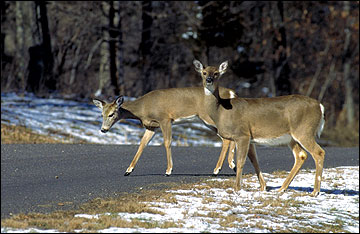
[227,141,236,171]
[125,129,155,176]
[213,138,231,175]
[234,136,250,191]
[160,120,173,176]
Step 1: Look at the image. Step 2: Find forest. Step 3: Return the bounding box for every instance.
[1,1,359,143]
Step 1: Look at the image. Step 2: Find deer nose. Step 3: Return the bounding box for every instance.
[206,77,213,83]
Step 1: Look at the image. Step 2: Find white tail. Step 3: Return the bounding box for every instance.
[193,59,325,196]
[93,87,267,190]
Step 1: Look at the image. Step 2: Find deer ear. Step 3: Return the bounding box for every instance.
[193,60,203,73]
[93,99,105,110]
[219,61,228,75]
[115,96,124,107]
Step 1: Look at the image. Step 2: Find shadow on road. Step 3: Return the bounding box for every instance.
[129,173,236,177]
[267,186,359,196]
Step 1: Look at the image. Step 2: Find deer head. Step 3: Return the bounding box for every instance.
[93,96,124,133]
[193,59,229,95]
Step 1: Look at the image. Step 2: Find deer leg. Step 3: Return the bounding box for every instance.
[227,141,236,171]
[292,136,325,197]
[125,129,155,176]
[160,120,173,176]
[310,143,325,197]
[234,136,250,191]
[247,143,267,191]
[213,138,231,175]
[278,140,308,192]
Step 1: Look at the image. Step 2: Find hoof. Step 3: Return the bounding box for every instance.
[277,188,285,193]
[124,172,131,176]
[232,166,237,173]
[164,174,171,177]
[212,173,218,177]
[311,191,319,197]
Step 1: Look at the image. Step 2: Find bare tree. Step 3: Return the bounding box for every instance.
[117,1,125,94]
[139,1,153,94]
[108,1,119,96]
[341,1,356,127]
[271,1,291,96]
[36,1,55,92]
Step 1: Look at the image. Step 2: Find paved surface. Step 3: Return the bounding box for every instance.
[1,144,359,218]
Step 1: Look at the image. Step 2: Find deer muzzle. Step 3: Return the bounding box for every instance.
[206,77,214,84]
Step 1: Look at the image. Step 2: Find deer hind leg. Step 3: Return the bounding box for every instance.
[125,128,155,176]
[247,143,267,191]
[234,136,250,191]
[278,140,308,192]
[160,120,173,176]
[293,136,325,197]
[213,139,231,175]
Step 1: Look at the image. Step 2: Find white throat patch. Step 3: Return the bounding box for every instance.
[204,87,212,96]
[229,91,236,99]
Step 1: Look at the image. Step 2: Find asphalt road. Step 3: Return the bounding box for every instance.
[1,144,359,218]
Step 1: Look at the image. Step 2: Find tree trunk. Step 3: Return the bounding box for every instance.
[139,1,153,94]
[108,1,119,96]
[306,40,330,97]
[95,2,110,97]
[24,1,42,93]
[36,1,55,92]
[14,2,26,90]
[268,1,291,96]
[318,60,336,102]
[341,1,355,127]
[69,39,82,85]
[273,1,291,96]
[117,1,125,94]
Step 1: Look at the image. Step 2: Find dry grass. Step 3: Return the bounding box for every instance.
[1,187,184,232]
[322,123,359,147]
[1,123,88,144]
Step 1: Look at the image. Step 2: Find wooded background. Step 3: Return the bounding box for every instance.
[1,1,359,140]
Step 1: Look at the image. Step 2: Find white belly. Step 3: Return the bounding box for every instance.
[173,115,203,124]
[252,134,292,146]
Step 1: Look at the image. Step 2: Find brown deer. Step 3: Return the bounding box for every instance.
[93,87,266,191]
[193,59,325,196]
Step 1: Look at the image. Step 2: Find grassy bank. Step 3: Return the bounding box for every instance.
[1,123,88,144]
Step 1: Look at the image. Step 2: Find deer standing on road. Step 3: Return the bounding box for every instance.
[193,59,325,196]
[93,87,266,189]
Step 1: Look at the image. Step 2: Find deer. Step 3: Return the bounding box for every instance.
[93,87,266,191]
[193,59,325,196]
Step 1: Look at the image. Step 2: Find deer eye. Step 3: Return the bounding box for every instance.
[203,71,207,76]
[214,72,219,76]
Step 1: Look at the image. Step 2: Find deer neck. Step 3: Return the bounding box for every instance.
[120,100,142,120]
[203,85,222,120]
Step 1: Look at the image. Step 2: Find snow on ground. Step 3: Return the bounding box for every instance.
[1,92,221,146]
[1,166,359,233]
